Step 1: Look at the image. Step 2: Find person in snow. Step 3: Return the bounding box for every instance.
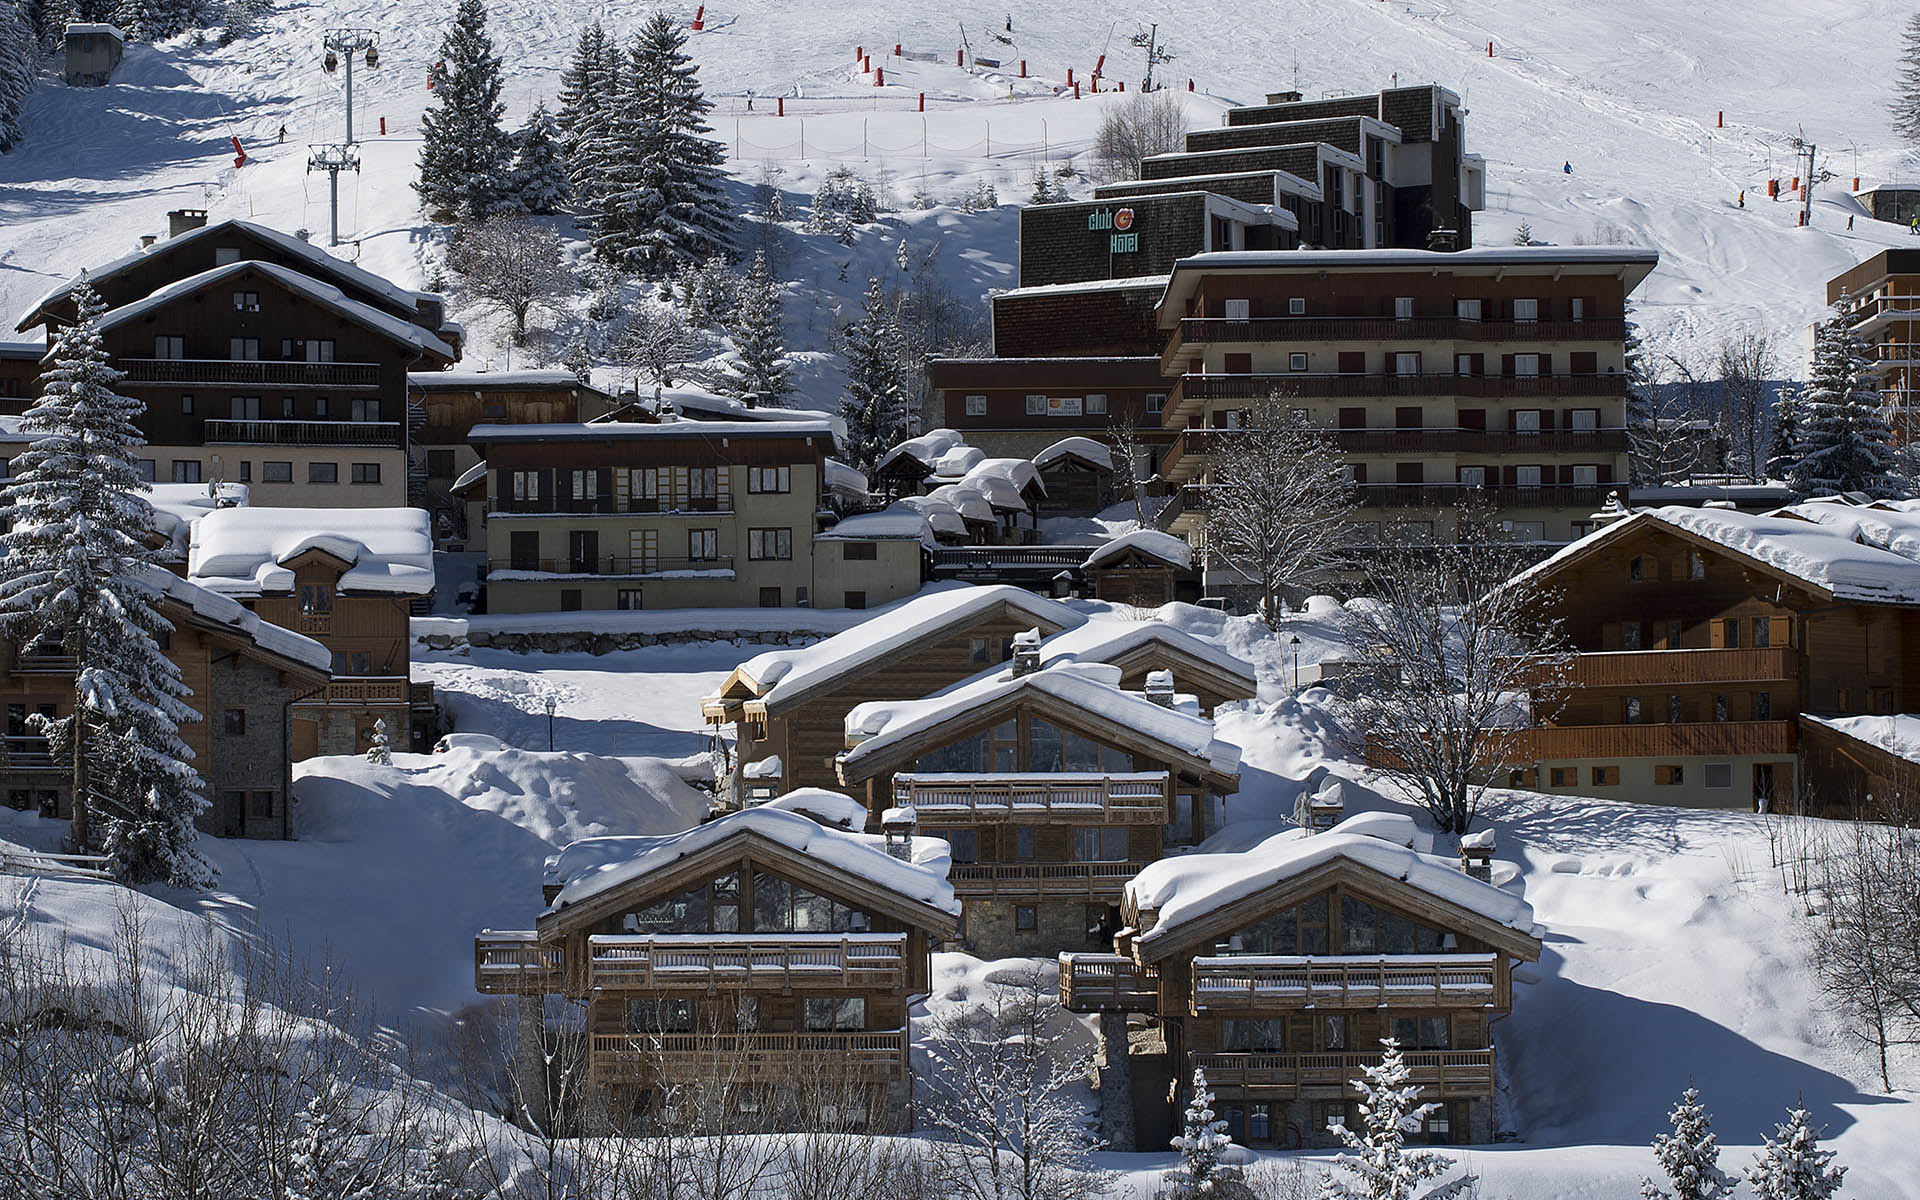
[278,124,286,143]
[1563,160,1573,174]
[1006,13,1013,31]
[1738,190,1744,207]
[1911,214,1918,236]
[746,89,754,111]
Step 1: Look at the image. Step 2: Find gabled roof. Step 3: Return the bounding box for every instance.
[408,369,607,395]
[188,507,435,597]
[1084,530,1193,572]
[1033,436,1115,473]
[1032,616,1255,700]
[17,219,441,333]
[143,564,331,674]
[837,661,1242,786]
[1125,822,1538,964]
[538,806,960,934]
[87,261,455,362]
[708,584,1084,713]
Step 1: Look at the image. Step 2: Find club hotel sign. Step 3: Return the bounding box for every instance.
[1090,207,1137,253]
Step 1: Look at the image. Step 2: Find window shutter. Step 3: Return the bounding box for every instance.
[1598,463,1613,484]
[1501,353,1515,376]
[597,468,614,512]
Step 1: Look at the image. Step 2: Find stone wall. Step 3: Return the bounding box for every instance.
[960,897,1112,960]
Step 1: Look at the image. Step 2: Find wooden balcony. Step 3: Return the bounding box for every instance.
[204,418,402,447]
[1507,719,1798,759]
[586,933,907,991]
[0,735,61,772]
[1163,316,1627,370]
[488,555,734,578]
[10,653,76,674]
[1190,954,1500,1013]
[1158,426,1629,483]
[473,931,562,994]
[1058,952,1160,1012]
[308,676,413,706]
[1539,648,1798,689]
[1164,371,1628,422]
[1195,1048,1496,1098]
[120,358,382,389]
[589,1029,909,1085]
[892,773,1170,824]
[947,860,1146,898]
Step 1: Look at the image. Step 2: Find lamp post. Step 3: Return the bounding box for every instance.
[1289,635,1301,692]
[544,694,558,751]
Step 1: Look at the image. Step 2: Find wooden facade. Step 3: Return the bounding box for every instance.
[1060,848,1540,1151]
[474,819,956,1132]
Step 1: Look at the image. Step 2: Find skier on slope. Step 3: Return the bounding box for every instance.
[1563,161,1573,174]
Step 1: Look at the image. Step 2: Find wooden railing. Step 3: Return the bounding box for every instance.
[1507,719,1797,759]
[1165,316,1627,366]
[1177,482,1612,512]
[204,419,402,447]
[1195,1048,1496,1096]
[311,677,411,705]
[947,860,1146,897]
[929,546,1087,570]
[120,359,382,388]
[1166,371,1628,417]
[589,1029,909,1084]
[488,555,735,577]
[1159,426,1629,480]
[1538,648,1798,689]
[1190,954,1499,1012]
[0,735,60,771]
[586,933,906,990]
[473,931,562,994]
[1058,952,1160,1012]
[893,773,1169,824]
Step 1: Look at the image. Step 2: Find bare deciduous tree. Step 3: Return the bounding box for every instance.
[1204,392,1355,628]
[1091,89,1187,182]
[1108,411,1149,525]
[619,305,699,390]
[1631,343,1711,486]
[1811,806,1920,1092]
[1334,497,1571,834]
[1716,331,1776,483]
[448,213,575,345]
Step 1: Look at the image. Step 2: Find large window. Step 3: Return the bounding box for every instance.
[748,466,790,493]
[1339,895,1448,953]
[1071,826,1129,862]
[350,398,380,423]
[944,829,978,864]
[1221,1019,1285,1052]
[804,997,866,1031]
[308,462,337,484]
[622,872,739,934]
[626,997,692,1033]
[688,529,718,561]
[1227,895,1328,955]
[748,528,792,560]
[752,871,867,932]
[1390,1015,1453,1050]
[1029,717,1132,773]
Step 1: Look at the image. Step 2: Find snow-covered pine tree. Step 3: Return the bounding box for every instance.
[1169,1067,1233,1196]
[1766,383,1801,481]
[1790,302,1897,499]
[1320,1040,1455,1200]
[1029,166,1058,204]
[555,20,616,207]
[717,251,792,409]
[589,13,731,275]
[366,717,392,766]
[507,100,569,215]
[1895,13,1920,144]
[837,277,908,474]
[415,0,514,221]
[0,281,210,885]
[1640,1084,1735,1200]
[1513,220,1533,245]
[0,0,36,152]
[1746,1103,1846,1200]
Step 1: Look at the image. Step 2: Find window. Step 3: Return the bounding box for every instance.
[1570,297,1586,321]
[1655,764,1685,786]
[1629,555,1645,582]
[171,460,202,483]
[1626,697,1642,724]
[1394,296,1415,319]
[1515,409,1542,433]
[1722,618,1741,648]
[1222,1019,1285,1052]
[1015,906,1038,932]
[1391,1016,1453,1050]
[735,994,759,1032]
[180,393,195,415]
[845,590,867,610]
[1026,394,1047,415]
[222,709,246,735]
[281,396,295,417]
[688,466,720,504]
[748,528,792,560]
[511,470,540,503]
[248,791,276,819]
[1514,465,1543,487]
[804,997,866,1031]
[1086,393,1108,414]
[154,335,185,359]
[1288,297,1306,315]
[628,997,693,1033]
[299,583,332,613]
[1072,826,1130,862]
[1705,763,1733,789]
[1016,826,1036,860]
[314,396,330,418]
[263,461,292,483]
[1323,1014,1348,1050]
[965,394,987,415]
[1394,351,1421,375]
[1247,1104,1272,1142]
[307,339,336,363]
[1422,1103,1457,1146]
[1623,621,1641,651]
[1456,298,1482,321]
[1146,392,1166,414]
[229,395,259,419]
[617,589,643,610]
[1549,767,1576,788]
[1513,353,1540,377]
[1714,693,1728,722]
[1669,694,1684,723]
[1513,298,1539,322]
[688,529,718,561]
[970,638,991,664]
[1458,466,1486,487]
[1753,617,1770,647]
[1222,298,1251,320]
[232,290,260,311]
[229,337,260,360]
[945,829,978,863]
[350,398,380,423]
[1571,408,1599,432]
[1592,765,1620,786]
[1572,464,1598,486]
[569,469,598,502]
[749,465,791,493]
[240,461,253,482]
[350,462,380,485]
[308,462,338,484]
[843,541,876,561]
[1756,692,1772,720]
[1289,352,1308,371]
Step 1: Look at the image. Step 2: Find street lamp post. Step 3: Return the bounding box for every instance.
[1289,635,1302,692]
[544,695,558,751]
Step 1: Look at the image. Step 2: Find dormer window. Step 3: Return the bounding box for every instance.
[232,291,260,312]
[299,584,333,614]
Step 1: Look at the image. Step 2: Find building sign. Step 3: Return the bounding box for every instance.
[1089,206,1139,252]
[1047,396,1083,417]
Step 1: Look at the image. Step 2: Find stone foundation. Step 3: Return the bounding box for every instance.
[960,897,1114,960]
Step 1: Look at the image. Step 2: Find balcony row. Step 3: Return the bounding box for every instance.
[1058,952,1500,1014]
[474,931,910,995]
[1164,315,1627,366]
[1500,719,1798,760]
[1166,371,1629,421]
[1194,1048,1495,1098]
[487,555,736,578]
[1535,648,1798,689]
[120,358,382,389]
[1,734,60,773]
[892,772,1170,824]
[493,498,746,517]
[947,860,1147,899]
[204,419,402,447]
[1159,427,1629,482]
[1175,482,1615,513]
[588,1029,909,1085]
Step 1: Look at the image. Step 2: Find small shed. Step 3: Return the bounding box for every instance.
[64,23,125,87]
[1033,436,1116,516]
[1082,530,1195,607]
[1855,186,1920,227]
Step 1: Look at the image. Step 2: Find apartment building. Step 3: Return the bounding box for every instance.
[1154,247,1655,581]
[0,342,37,411]
[1827,248,1920,440]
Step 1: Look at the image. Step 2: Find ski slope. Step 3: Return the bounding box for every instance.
[0,0,1914,381]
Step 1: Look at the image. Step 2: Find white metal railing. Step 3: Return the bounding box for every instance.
[892,772,1169,822]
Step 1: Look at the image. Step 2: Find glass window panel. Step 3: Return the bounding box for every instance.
[753,872,791,931]
[1340,896,1378,953]
[1029,718,1065,772]
[1223,1020,1249,1050]
[1101,827,1129,861]
[794,887,834,932]
[1421,1016,1450,1049]
[916,730,988,772]
[1098,743,1134,772]
[1060,727,1104,772]
[1379,909,1416,953]
[946,829,978,864]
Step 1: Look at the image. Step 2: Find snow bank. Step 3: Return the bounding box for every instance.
[189,506,435,596]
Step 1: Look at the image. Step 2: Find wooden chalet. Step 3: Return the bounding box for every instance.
[1081,530,1198,608]
[1059,818,1541,1151]
[473,802,958,1132]
[1032,436,1116,516]
[834,652,1242,959]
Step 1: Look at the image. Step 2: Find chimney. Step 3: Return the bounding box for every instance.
[139,234,158,249]
[1426,226,1459,252]
[1459,829,1495,881]
[1144,669,1176,707]
[882,805,918,862]
[167,208,208,238]
[1010,628,1042,676]
[1306,778,1345,832]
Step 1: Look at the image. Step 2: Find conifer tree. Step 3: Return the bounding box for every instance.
[1895,13,1920,144]
[555,21,615,206]
[507,100,569,215]
[365,717,392,766]
[717,251,792,409]
[1320,1040,1455,1200]
[1791,302,1897,499]
[0,0,35,152]
[837,277,908,474]
[415,0,514,221]
[1766,383,1801,481]
[1746,1102,1846,1200]
[0,281,209,885]
[1641,1084,1734,1200]
[1169,1067,1233,1196]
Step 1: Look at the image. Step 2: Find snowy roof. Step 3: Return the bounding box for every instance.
[824,458,869,496]
[407,369,595,391]
[840,661,1242,779]
[876,428,967,475]
[1031,617,1256,694]
[958,458,1044,510]
[1509,506,1920,606]
[0,341,40,360]
[1033,436,1115,472]
[1084,530,1194,571]
[1775,500,1920,563]
[87,261,455,360]
[925,483,996,523]
[543,806,959,918]
[724,584,1084,708]
[1169,246,1660,274]
[18,219,437,333]
[898,494,971,538]
[759,788,869,829]
[995,274,1171,301]
[816,503,935,544]
[469,418,834,442]
[451,461,488,492]
[64,22,125,36]
[931,445,985,482]
[188,507,435,596]
[1803,714,1920,768]
[142,564,330,672]
[147,481,247,558]
[1126,819,1535,957]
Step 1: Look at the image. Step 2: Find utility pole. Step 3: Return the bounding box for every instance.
[1789,132,1833,228]
[1128,22,1175,92]
[311,28,378,249]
